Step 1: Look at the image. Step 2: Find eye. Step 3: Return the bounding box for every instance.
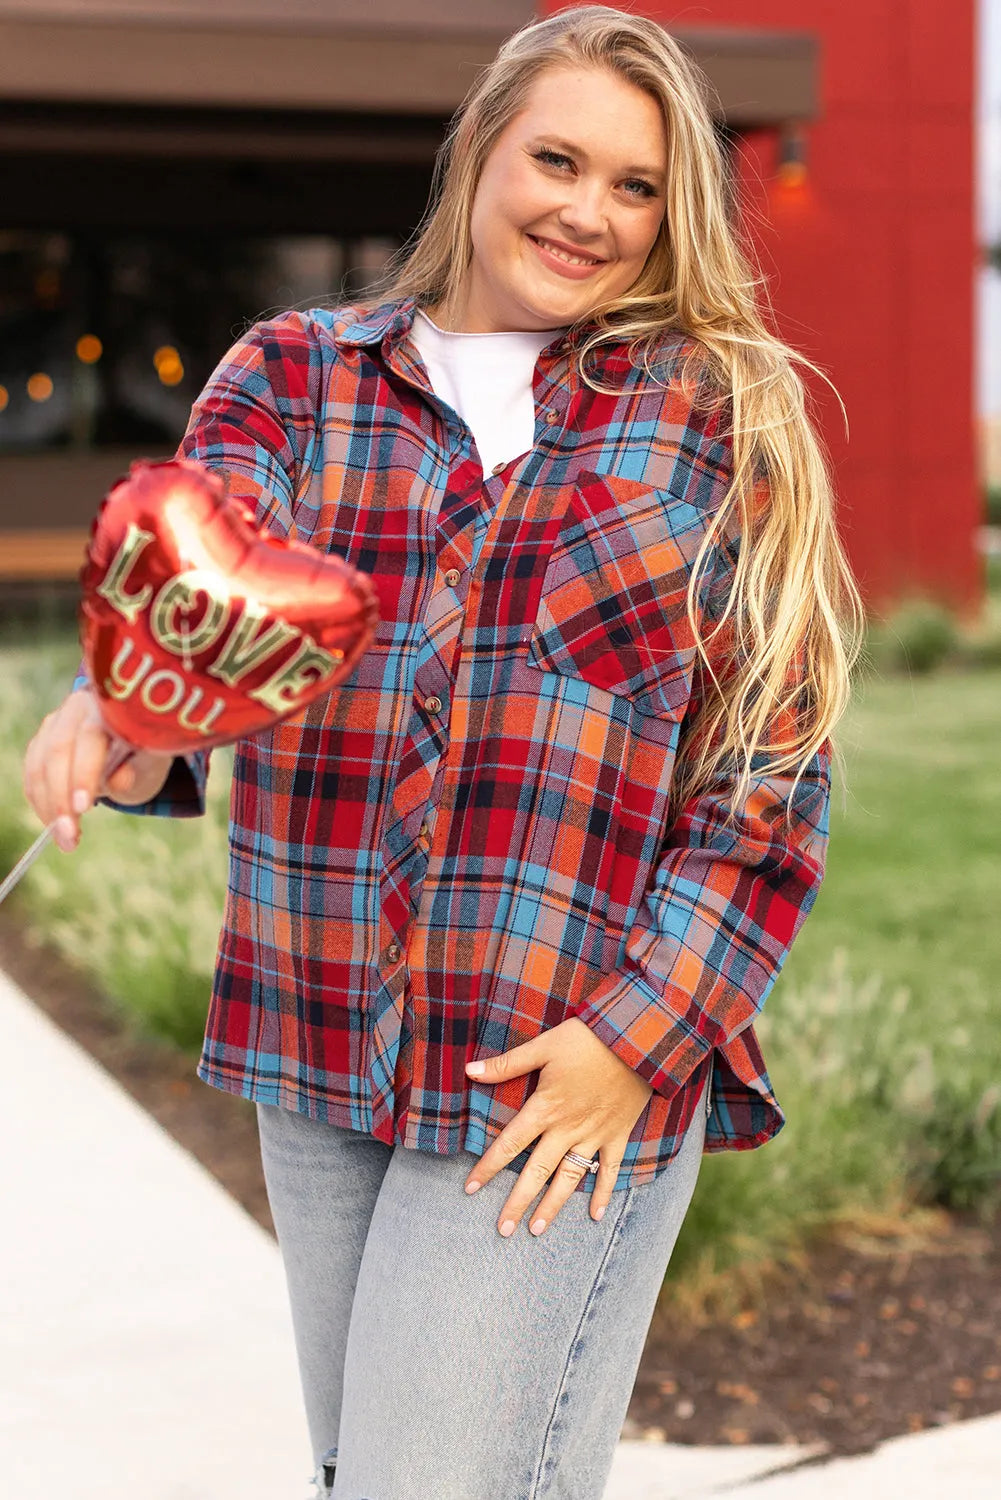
[533,147,574,172]
[532,147,658,201]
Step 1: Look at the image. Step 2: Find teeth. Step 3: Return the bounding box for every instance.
[535,237,600,267]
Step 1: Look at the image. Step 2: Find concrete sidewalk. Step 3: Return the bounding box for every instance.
[1,963,998,1498]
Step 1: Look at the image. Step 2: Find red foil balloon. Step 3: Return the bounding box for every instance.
[79,458,379,754]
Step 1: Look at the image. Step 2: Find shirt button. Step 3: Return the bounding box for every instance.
[444,568,461,587]
[424,695,442,714]
[386,942,401,964]
[491,461,506,475]
[545,410,559,424]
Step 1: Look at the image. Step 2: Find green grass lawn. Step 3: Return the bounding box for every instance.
[672,664,1001,1293]
[1,630,999,1289]
[792,668,1001,1007]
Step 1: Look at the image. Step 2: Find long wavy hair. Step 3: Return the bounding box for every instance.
[357,4,863,818]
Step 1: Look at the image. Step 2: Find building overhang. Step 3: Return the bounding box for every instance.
[0,3,818,133]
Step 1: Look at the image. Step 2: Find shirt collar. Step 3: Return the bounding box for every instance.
[328,292,655,412]
[331,296,413,348]
[331,293,597,360]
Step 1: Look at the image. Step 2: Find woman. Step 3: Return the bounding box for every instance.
[23,7,861,1498]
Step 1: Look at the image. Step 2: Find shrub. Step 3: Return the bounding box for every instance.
[670,949,1001,1303]
[0,633,231,1054]
[864,598,959,676]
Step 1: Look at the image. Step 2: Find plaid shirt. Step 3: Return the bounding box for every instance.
[89,295,830,1191]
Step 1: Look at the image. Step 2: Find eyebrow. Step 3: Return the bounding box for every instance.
[531,134,666,184]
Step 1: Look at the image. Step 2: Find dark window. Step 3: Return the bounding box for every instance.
[0,231,400,456]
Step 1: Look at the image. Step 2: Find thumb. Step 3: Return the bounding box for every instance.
[466,1035,547,1082]
[104,759,136,796]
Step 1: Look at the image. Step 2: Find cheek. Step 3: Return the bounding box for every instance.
[622,213,663,266]
[490,161,555,237]
[471,171,534,262]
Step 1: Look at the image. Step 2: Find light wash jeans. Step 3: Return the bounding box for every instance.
[256,1078,708,1500]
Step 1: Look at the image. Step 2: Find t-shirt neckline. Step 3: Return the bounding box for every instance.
[414,309,569,341]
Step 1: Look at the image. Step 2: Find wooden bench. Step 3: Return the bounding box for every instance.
[0,529,89,581]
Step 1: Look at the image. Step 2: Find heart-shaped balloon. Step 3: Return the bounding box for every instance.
[79,457,379,754]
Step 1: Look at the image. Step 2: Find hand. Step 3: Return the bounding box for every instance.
[463,1016,653,1237]
[22,685,174,853]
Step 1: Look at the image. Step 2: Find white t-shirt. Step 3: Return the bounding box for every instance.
[410,309,569,476]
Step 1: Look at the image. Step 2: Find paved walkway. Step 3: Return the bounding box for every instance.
[1,964,998,1498]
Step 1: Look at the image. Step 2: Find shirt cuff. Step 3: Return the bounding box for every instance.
[569,967,715,1100]
[98,751,208,819]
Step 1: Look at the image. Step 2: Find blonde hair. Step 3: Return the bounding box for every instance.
[360,4,863,817]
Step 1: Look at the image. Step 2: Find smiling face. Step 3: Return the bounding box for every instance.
[435,64,669,333]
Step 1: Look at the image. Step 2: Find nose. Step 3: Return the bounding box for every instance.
[557,177,608,241]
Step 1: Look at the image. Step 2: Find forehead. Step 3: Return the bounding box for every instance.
[508,65,667,165]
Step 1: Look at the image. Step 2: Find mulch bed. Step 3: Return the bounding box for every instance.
[3,909,999,1459]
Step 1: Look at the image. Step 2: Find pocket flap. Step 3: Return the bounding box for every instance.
[525,470,705,721]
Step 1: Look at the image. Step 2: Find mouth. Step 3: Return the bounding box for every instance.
[526,234,607,273]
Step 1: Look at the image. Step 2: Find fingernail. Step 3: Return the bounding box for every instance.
[594,1205,606,1221]
[71,788,91,815]
[466,1061,485,1076]
[55,815,77,850]
[464,1180,481,1195]
[529,1218,546,1235]
[499,1219,516,1237]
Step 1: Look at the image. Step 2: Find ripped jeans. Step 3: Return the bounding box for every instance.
[256,1076,707,1500]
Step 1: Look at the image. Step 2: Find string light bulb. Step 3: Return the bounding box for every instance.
[154,344,184,386]
[777,124,808,188]
[27,373,54,402]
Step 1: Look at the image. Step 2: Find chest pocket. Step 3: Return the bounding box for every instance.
[524,470,706,722]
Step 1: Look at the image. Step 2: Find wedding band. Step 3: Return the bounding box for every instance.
[563,1150,600,1173]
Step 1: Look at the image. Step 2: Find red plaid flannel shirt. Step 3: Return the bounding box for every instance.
[89,295,830,1191]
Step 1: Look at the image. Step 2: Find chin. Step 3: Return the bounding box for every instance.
[517,282,595,325]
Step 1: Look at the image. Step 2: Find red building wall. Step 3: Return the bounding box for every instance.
[542,1,980,612]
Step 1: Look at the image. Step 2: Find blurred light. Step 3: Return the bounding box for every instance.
[777,124,809,189]
[76,333,103,364]
[154,344,180,372]
[0,385,8,412]
[27,372,54,402]
[777,160,808,189]
[157,357,185,387]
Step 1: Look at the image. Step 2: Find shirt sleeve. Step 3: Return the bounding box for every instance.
[567,491,831,1101]
[79,308,323,820]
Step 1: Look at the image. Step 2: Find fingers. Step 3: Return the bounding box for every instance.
[22,688,109,852]
[22,686,175,855]
[464,1118,612,1239]
[587,1147,624,1223]
[504,1136,599,1238]
[463,1105,549,1203]
[68,714,115,820]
